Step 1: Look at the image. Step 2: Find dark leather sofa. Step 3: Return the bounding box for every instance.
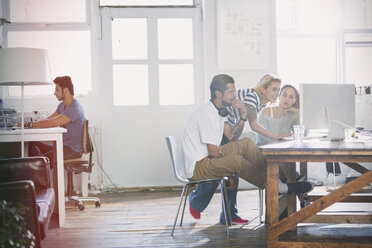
[0,157,55,248]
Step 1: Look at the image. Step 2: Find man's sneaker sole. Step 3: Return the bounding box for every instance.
[220,217,249,225]
[287,181,314,194]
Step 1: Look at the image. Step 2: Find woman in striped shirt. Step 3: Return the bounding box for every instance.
[225,74,292,142]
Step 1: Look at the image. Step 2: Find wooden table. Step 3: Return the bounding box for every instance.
[0,127,67,227]
[260,138,372,247]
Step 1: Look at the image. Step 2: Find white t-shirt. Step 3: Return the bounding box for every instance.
[181,101,226,178]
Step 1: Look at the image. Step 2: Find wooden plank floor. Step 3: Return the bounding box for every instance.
[43,187,372,248]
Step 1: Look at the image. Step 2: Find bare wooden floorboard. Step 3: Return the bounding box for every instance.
[43,187,372,248]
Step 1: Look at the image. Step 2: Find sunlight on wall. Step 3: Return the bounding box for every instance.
[7,31,92,96]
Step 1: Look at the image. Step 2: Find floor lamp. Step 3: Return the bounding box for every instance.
[0,47,52,157]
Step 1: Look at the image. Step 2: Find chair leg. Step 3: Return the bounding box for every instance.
[179,186,189,227]
[222,180,232,225]
[67,171,73,197]
[171,185,188,236]
[220,180,230,237]
[258,188,263,224]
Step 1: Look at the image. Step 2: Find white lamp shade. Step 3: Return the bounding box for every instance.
[0,47,52,85]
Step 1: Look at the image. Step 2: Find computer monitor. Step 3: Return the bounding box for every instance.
[300,83,355,140]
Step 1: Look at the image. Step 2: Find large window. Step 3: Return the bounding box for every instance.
[158,18,194,105]
[9,0,86,23]
[100,0,194,7]
[276,0,341,88]
[345,34,372,87]
[4,0,92,97]
[276,0,372,88]
[7,31,91,96]
[111,14,196,106]
[277,38,337,86]
[343,0,372,87]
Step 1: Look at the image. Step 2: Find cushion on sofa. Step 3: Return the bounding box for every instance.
[36,188,55,240]
[0,180,42,248]
[0,156,51,191]
[0,157,55,243]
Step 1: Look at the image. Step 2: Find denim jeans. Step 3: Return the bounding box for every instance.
[189,173,239,223]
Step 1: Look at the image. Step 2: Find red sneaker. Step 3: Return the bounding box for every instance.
[232,217,249,225]
[189,206,201,219]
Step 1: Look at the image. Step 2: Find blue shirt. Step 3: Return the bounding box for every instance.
[56,99,85,153]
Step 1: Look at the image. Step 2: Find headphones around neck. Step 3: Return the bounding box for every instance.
[218,107,229,117]
[211,100,229,117]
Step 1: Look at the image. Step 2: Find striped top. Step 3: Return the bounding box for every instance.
[227,88,265,126]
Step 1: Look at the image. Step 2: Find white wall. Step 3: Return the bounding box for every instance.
[2,0,371,190]
[0,0,4,48]
[203,0,277,92]
[0,1,3,99]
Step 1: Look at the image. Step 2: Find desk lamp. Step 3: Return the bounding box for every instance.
[0,47,52,157]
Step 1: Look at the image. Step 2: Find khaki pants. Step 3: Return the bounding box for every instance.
[191,138,266,189]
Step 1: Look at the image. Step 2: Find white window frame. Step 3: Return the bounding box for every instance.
[102,4,204,107]
[1,0,95,99]
[275,0,372,86]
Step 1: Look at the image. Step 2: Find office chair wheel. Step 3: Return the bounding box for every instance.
[78,203,85,211]
[300,197,311,208]
[95,201,101,207]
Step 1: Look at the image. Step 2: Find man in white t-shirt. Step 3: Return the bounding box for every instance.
[181,74,313,224]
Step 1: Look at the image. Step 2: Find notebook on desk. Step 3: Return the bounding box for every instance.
[326,120,346,141]
[325,105,354,141]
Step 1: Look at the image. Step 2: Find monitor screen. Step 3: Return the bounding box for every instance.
[300,83,355,134]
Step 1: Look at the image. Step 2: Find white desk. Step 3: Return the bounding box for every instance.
[0,127,67,227]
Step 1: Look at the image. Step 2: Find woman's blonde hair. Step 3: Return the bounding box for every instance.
[253,74,281,93]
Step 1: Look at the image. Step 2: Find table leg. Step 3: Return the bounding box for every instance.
[267,161,279,241]
[55,136,65,227]
[287,163,297,231]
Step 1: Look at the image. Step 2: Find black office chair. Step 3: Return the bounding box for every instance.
[64,119,101,210]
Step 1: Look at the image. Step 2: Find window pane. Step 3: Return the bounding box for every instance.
[367,0,372,28]
[100,0,193,6]
[10,0,86,23]
[277,38,337,88]
[275,0,293,30]
[276,0,341,33]
[113,65,149,106]
[112,18,148,60]
[297,0,341,33]
[345,46,372,86]
[158,18,193,59]
[7,31,92,96]
[344,0,365,29]
[159,64,194,105]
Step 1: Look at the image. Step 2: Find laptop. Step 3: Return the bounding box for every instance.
[326,105,353,141]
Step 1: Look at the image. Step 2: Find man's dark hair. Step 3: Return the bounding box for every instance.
[210,74,235,100]
[54,76,74,95]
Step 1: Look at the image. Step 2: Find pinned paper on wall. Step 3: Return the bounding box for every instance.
[217,0,270,70]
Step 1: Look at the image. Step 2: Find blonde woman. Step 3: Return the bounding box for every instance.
[225,74,291,142]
